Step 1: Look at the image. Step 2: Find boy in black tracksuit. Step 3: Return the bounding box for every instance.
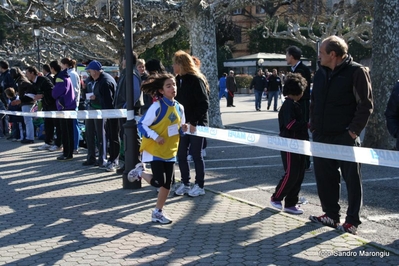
[270,73,308,215]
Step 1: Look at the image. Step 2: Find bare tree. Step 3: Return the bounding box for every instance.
[259,0,399,149]
[262,0,373,51]
[363,0,399,149]
[1,0,286,127]
[2,0,391,138]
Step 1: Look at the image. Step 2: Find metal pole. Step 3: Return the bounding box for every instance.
[316,40,320,71]
[37,37,40,70]
[122,0,141,189]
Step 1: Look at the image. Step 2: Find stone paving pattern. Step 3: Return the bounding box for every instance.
[0,134,398,265]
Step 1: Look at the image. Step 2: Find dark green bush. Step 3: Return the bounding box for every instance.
[235,74,253,88]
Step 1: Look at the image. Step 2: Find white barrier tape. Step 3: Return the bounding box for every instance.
[126,110,136,121]
[1,109,398,168]
[0,109,127,119]
[186,126,399,169]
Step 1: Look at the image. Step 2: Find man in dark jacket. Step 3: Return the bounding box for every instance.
[267,69,282,111]
[250,68,267,111]
[226,70,237,107]
[309,36,373,235]
[86,60,120,171]
[385,81,399,149]
[286,46,312,171]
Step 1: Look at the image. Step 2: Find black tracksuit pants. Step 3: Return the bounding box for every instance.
[272,151,305,208]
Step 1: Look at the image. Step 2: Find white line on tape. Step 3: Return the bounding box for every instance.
[188,126,399,169]
[2,109,398,168]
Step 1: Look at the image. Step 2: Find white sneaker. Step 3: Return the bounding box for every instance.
[151,209,172,224]
[38,143,52,150]
[174,183,190,196]
[127,163,144,182]
[188,184,205,197]
[49,145,62,152]
[106,162,119,172]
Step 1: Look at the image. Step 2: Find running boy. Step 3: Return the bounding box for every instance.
[270,73,308,215]
[128,73,187,224]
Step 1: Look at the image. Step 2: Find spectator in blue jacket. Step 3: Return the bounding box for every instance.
[218,73,227,100]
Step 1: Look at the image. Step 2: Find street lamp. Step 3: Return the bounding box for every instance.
[257,58,264,69]
[122,0,141,189]
[33,29,41,70]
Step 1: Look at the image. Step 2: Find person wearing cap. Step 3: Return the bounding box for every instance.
[85,60,120,172]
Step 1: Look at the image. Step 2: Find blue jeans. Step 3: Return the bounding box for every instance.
[254,90,263,110]
[21,104,34,140]
[73,119,79,150]
[267,91,279,111]
[177,134,206,188]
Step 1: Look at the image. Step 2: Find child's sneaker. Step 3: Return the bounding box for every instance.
[309,214,340,228]
[284,205,303,215]
[270,197,282,210]
[338,222,358,235]
[127,163,143,182]
[151,209,172,224]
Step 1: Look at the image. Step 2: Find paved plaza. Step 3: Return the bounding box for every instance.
[0,95,398,265]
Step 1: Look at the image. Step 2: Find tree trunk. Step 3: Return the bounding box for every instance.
[363,0,399,149]
[186,9,223,128]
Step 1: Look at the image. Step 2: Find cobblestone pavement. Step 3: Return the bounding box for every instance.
[0,139,397,265]
[1,97,399,265]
